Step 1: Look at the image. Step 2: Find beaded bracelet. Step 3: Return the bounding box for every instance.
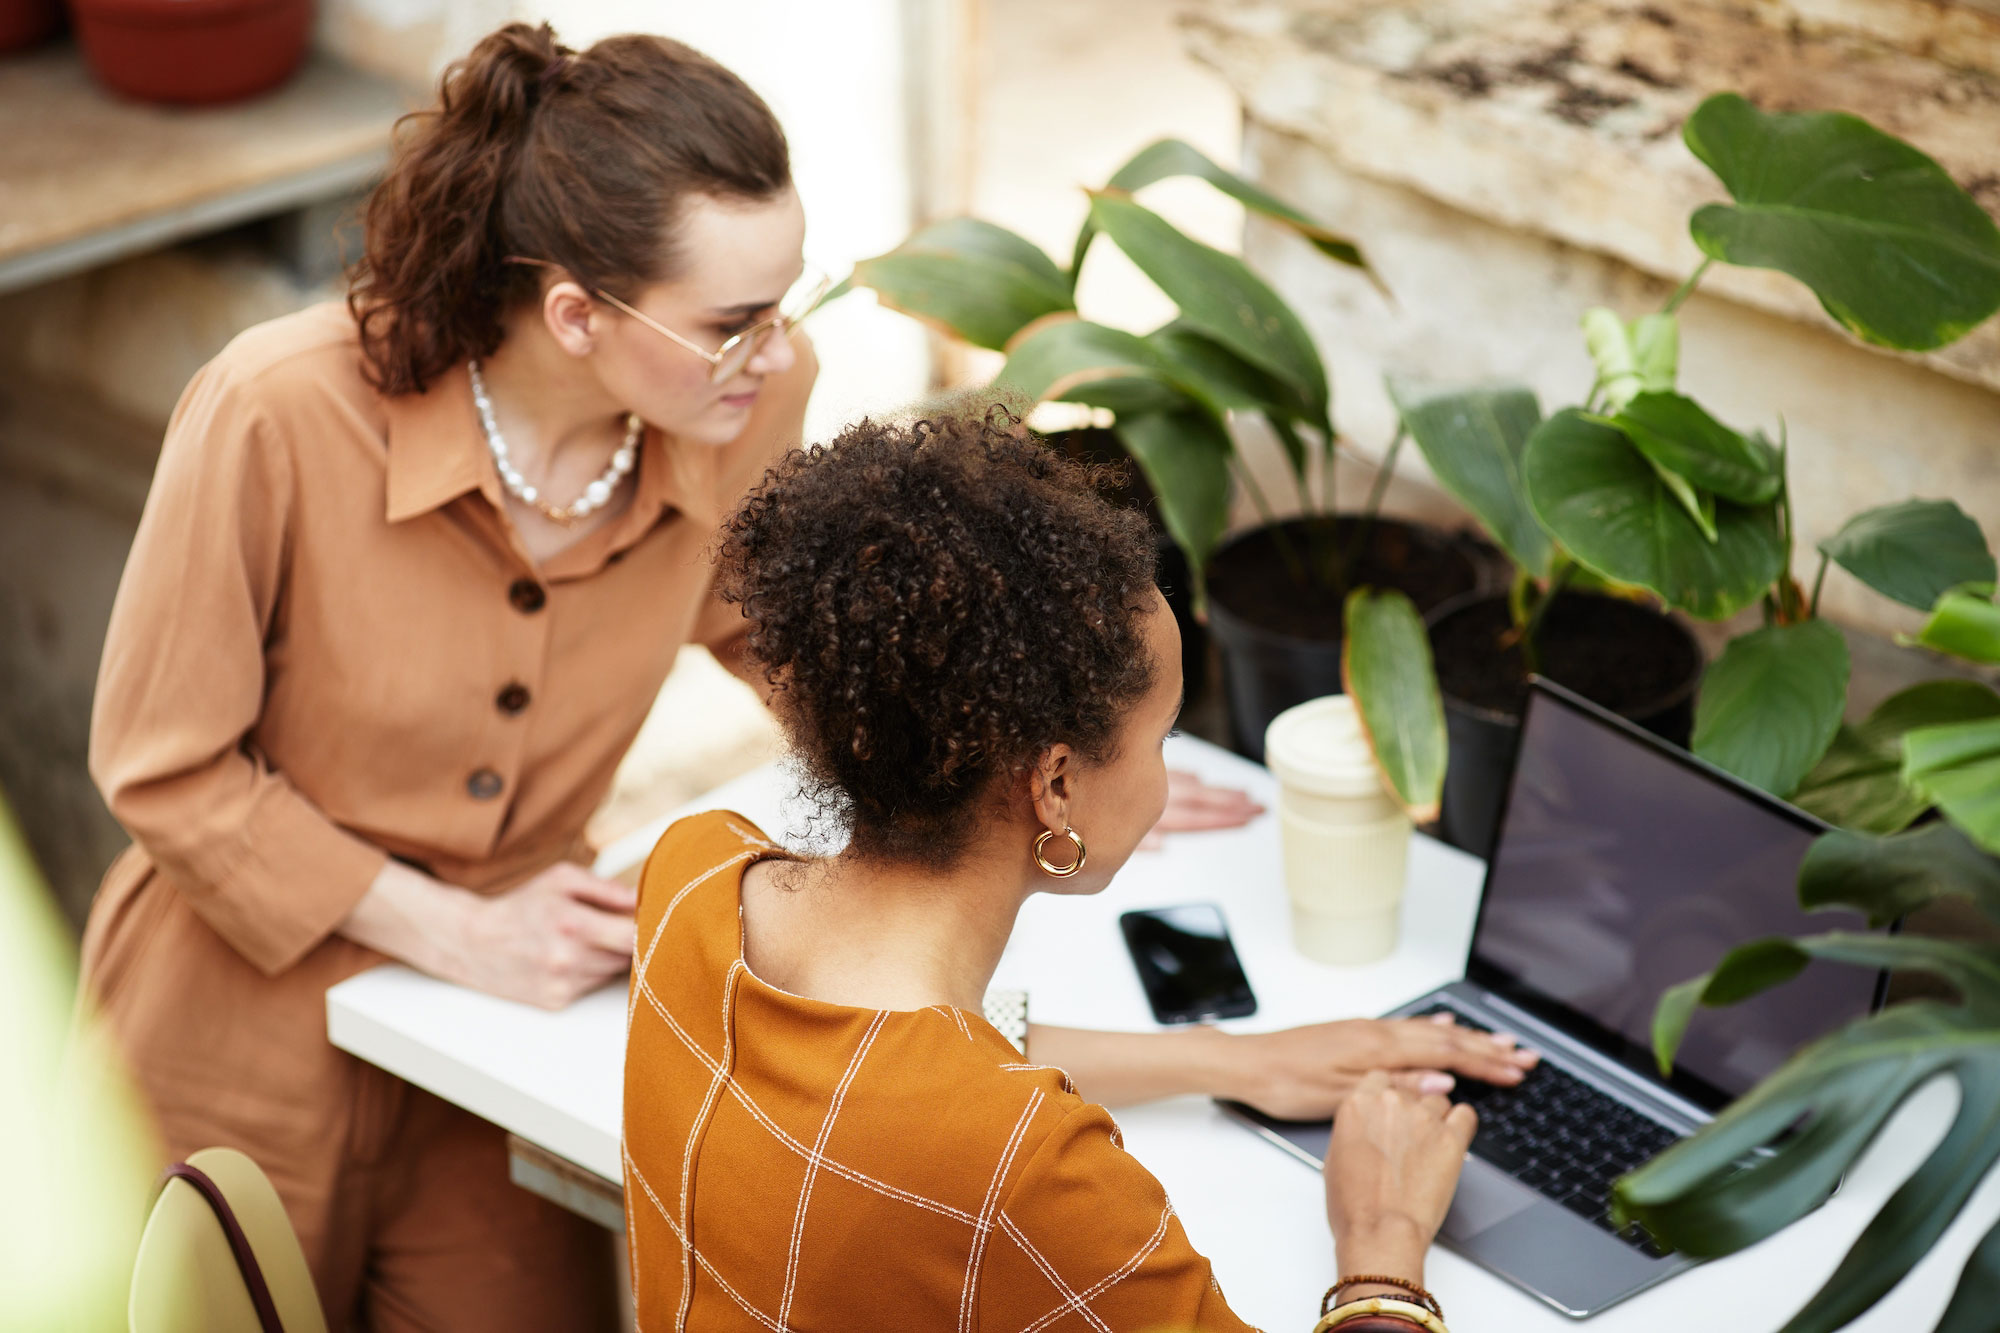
[1322,1275,1442,1318]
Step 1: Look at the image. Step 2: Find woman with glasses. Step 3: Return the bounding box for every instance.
[79,21,821,1331]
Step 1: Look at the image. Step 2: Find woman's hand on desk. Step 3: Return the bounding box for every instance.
[341,859,637,1010]
[1136,770,1263,850]
[1216,1015,1538,1121]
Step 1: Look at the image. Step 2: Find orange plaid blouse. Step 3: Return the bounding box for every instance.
[623,811,1257,1332]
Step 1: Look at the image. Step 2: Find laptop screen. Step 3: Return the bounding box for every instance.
[1466,683,1878,1113]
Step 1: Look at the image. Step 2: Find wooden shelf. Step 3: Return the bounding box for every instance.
[0,43,412,293]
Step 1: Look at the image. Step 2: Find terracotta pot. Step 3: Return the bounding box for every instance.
[72,0,312,105]
[0,0,61,53]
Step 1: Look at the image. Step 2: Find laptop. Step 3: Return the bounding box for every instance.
[1224,678,1887,1317]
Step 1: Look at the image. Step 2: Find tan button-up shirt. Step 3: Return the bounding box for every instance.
[80,304,815,1226]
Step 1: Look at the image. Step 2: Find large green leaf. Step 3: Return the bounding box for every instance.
[1820,500,1997,611]
[1085,192,1330,424]
[1341,588,1447,822]
[1148,321,1321,430]
[1070,138,1373,287]
[1909,589,2000,665]
[1386,378,1553,581]
[1622,809,2000,1331]
[1683,93,2000,351]
[994,317,1206,419]
[1523,409,1786,620]
[1114,409,1233,580]
[1797,822,2000,927]
[1626,1001,1997,1256]
[1905,717,2000,855]
[849,218,1074,350]
[1603,392,1782,506]
[1939,1215,2000,1333]
[1793,681,2000,833]
[1692,621,1850,797]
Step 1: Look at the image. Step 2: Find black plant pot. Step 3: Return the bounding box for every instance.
[1042,427,1209,700]
[1426,590,1704,858]
[1206,517,1480,762]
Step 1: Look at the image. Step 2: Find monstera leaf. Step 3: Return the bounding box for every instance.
[1387,378,1554,581]
[1342,588,1447,822]
[1821,501,1996,612]
[1619,820,2000,1333]
[1524,409,1785,620]
[848,218,1075,350]
[1086,192,1331,428]
[1793,680,2000,834]
[1684,93,2000,351]
[1692,620,1850,797]
[1070,138,1374,289]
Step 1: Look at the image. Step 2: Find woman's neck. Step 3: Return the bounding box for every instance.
[742,841,1034,1013]
[477,312,629,477]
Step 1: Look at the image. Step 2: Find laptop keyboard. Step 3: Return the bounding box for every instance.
[1416,1007,1678,1258]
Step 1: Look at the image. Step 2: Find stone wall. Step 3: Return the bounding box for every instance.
[1188,0,2000,646]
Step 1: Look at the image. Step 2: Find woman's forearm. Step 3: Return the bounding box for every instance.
[1024,1023,1240,1107]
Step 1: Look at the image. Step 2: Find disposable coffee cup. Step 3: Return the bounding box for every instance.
[1264,695,1413,965]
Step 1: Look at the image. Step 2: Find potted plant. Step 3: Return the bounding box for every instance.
[836,140,1479,760]
[1611,591,2000,1332]
[1380,93,2000,855]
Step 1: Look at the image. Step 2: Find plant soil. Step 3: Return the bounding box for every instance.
[1431,592,1701,721]
[1208,517,1480,641]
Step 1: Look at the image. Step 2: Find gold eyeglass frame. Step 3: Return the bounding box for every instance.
[504,255,829,385]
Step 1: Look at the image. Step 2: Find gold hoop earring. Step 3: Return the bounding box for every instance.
[1033,827,1086,878]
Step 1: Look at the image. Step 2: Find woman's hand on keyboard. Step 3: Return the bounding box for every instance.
[1216,1014,1539,1121]
[1323,1070,1480,1295]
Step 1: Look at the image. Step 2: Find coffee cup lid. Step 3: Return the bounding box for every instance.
[1264,695,1388,798]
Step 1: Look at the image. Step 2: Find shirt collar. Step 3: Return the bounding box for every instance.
[382,362,497,523]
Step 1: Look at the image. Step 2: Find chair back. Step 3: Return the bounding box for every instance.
[128,1146,327,1333]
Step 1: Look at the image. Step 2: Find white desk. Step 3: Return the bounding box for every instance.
[329,736,1999,1330]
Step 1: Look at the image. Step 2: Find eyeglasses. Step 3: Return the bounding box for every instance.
[505,257,830,385]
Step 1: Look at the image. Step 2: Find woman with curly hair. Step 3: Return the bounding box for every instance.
[623,411,1537,1330]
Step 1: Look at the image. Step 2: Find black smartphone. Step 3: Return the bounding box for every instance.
[1118,904,1258,1025]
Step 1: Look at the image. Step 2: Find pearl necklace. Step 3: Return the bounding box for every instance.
[469,359,641,527]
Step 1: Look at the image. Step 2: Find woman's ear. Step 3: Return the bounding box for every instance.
[542,280,599,357]
[1029,746,1075,834]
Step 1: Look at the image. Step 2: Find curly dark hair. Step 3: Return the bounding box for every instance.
[718,409,1161,863]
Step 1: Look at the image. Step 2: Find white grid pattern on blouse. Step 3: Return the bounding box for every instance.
[625,828,1183,1333]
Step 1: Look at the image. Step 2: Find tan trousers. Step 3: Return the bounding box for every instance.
[83,857,619,1332]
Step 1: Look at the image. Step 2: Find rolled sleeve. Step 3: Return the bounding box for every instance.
[89,358,387,975]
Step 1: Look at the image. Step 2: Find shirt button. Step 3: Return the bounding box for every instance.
[496,683,531,715]
[466,769,504,800]
[508,579,547,613]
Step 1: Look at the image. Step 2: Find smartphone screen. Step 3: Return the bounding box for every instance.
[1119,904,1258,1025]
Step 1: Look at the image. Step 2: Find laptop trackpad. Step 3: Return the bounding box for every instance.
[1441,1160,1540,1241]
